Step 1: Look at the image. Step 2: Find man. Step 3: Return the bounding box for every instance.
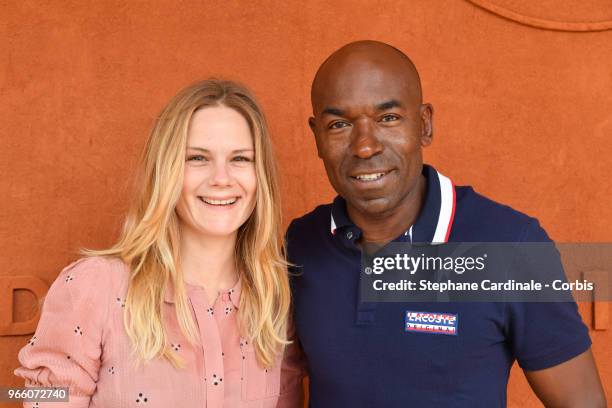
[286,41,606,407]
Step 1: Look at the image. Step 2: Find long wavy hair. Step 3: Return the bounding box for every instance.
[86,79,290,368]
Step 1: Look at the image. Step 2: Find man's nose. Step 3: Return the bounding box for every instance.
[351,119,383,159]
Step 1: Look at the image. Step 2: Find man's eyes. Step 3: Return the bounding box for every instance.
[380,114,399,122]
[329,121,350,129]
[327,115,400,129]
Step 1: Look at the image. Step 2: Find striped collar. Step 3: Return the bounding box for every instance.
[330,165,456,244]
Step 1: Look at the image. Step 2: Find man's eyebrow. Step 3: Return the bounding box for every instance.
[321,107,345,117]
[320,101,402,116]
[376,100,403,111]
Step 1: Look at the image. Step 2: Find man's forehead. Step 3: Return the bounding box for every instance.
[313,64,416,115]
[311,41,423,115]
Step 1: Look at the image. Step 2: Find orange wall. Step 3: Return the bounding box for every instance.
[1,1,611,406]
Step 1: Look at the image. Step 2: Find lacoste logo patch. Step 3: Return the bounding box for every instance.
[405,311,458,336]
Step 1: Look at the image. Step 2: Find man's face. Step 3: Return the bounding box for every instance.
[310,60,432,218]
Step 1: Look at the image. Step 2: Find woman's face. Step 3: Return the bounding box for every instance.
[176,106,257,239]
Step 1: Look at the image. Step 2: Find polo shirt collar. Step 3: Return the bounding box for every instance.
[329,164,456,244]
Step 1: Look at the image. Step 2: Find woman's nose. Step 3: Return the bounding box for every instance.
[209,162,232,186]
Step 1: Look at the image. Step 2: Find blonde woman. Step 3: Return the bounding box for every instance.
[15,80,304,407]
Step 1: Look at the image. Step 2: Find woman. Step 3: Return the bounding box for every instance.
[15,79,304,407]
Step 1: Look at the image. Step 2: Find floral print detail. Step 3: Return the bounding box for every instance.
[108,366,115,374]
[224,306,233,315]
[211,374,222,386]
[136,392,148,403]
[27,336,37,346]
[207,307,214,316]
[171,343,181,352]
[115,297,125,308]
[65,275,73,283]
[74,326,83,335]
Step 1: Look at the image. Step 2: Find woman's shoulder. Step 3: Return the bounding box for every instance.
[55,256,130,296]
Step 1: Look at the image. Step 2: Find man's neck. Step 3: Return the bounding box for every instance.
[348,174,426,244]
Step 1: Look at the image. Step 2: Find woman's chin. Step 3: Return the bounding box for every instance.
[193,223,242,239]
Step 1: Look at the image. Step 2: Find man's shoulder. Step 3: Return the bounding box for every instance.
[285,203,339,260]
[287,203,333,236]
[454,185,550,242]
[285,186,552,243]
[455,185,529,220]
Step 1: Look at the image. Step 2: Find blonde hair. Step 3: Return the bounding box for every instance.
[86,79,290,368]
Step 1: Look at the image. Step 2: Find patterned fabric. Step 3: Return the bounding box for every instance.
[15,257,304,408]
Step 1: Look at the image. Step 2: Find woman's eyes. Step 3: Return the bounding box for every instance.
[186,155,253,163]
[232,155,253,162]
[187,155,207,162]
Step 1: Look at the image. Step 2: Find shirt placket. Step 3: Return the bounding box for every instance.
[189,292,225,408]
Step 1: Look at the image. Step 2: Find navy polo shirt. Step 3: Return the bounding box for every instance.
[286,164,591,408]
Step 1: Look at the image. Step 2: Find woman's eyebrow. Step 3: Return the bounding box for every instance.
[186,147,254,153]
[186,146,209,152]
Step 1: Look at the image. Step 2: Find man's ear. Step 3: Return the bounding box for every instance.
[309,117,323,158]
[420,103,433,147]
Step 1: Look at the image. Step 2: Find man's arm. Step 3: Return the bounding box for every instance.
[524,349,606,408]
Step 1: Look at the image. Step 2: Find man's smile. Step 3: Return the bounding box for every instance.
[349,169,393,184]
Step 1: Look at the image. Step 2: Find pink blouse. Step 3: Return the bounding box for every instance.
[14,257,305,408]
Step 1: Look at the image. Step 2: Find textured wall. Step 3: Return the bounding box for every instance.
[1,1,611,406]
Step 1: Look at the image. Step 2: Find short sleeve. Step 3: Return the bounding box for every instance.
[14,257,114,408]
[276,317,306,408]
[507,220,592,371]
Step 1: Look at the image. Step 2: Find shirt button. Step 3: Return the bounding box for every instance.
[346,231,353,240]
